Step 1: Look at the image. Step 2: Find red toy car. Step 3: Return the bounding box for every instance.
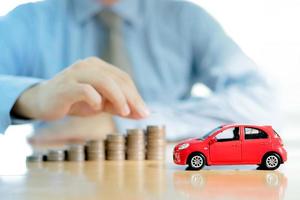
[173,124,287,170]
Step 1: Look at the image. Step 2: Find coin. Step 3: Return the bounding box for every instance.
[107,154,125,160]
[47,150,65,161]
[146,125,166,133]
[106,134,125,161]
[127,155,145,160]
[127,129,144,135]
[145,125,166,161]
[126,129,146,161]
[107,134,126,142]
[26,154,44,162]
[86,140,105,161]
[106,143,126,150]
[67,144,85,161]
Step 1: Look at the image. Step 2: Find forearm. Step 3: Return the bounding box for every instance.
[0,75,43,133]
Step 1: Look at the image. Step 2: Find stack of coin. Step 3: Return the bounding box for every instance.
[26,153,44,162]
[67,144,85,161]
[146,125,166,160]
[106,134,125,160]
[47,150,65,161]
[126,129,145,160]
[86,140,105,161]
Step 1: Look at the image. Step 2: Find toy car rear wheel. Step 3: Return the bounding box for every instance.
[187,153,206,170]
[261,153,281,170]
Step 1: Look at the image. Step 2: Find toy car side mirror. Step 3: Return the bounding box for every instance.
[209,138,217,144]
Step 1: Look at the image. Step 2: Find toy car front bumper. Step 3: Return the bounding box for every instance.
[173,151,187,165]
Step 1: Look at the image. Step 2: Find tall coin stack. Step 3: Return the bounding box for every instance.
[146,125,166,160]
[86,140,105,161]
[106,134,126,160]
[67,144,85,161]
[126,129,145,160]
[47,150,65,162]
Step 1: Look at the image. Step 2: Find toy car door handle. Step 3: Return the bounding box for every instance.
[260,142,267,145]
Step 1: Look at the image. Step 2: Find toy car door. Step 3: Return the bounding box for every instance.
[209,127,242,164]
[242,127,270,163]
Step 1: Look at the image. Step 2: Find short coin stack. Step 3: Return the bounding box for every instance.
[26,153,44,162]
[106,134,126,160]
[67,144,85,161]
[126,129,145,160]
[86,140,105,161]
[47,150,65,162]
[146,125,166,160]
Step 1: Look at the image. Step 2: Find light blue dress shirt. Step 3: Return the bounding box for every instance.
[0,0,276,140]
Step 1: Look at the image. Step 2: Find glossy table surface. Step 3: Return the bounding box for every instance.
[0,125,300,200]
[0,146,300,200]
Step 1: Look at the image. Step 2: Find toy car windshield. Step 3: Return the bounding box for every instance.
[198,126,222,140]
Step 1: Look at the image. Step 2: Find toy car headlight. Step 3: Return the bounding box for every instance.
[178,143,190,150]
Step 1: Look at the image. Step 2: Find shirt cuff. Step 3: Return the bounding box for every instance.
[0,75,43,134]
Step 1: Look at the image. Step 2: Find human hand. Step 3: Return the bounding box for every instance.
[13,57,150,121]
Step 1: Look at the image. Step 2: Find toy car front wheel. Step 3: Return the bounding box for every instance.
[187,153,206,170]
[261,153,281,170]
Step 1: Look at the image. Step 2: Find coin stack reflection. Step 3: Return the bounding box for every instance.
[67,144,85,161]
[86,140,105,161]
[106,134,126,160]
[146,125,166,160]
[126,129,145,160]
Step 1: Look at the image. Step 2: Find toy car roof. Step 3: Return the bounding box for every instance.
[220,124,273,129]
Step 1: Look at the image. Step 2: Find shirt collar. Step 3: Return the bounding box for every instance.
[73,0,141,26]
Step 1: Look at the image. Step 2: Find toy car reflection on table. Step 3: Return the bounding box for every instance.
[173,124,287,170]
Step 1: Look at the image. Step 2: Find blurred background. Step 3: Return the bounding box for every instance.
[0,0,299,170]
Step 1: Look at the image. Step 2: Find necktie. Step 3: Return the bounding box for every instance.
[99,10,133,76]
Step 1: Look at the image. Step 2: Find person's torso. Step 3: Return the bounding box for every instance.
[27,0,196,103]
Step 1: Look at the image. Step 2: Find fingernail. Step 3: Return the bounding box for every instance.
[122,104,131,116]
[138,104,150,117]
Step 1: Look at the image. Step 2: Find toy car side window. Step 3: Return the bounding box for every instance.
[215,127,240,142]
[244,128,268,140]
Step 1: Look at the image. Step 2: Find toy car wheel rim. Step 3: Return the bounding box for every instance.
[191,156,203,168]
[266,155,279,168]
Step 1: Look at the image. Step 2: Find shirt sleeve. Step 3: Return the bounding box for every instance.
[0,76,42,133]
[0,5,43,134]
[114,3,279,141]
